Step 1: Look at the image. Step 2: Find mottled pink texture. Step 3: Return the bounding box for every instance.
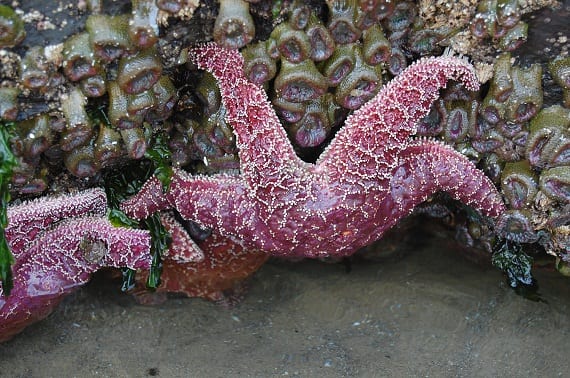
[132,215,267,305]
[121,42,505,259]
[6,188,107,257]
[159,211,205,263]
[1,190,151,343]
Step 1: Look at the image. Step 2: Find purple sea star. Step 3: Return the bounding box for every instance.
[121,42,506,259]
[1,189,151,342]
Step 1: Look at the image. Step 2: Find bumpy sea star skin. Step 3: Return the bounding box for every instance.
[122,42,506,259]
[1,191,152,343]
[5,188,107,255]
[158,212,205,263]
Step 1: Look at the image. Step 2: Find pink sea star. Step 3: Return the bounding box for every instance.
[122,42,506,259]
[1,189,151,342]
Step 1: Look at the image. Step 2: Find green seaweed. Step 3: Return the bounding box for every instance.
[141,212,169,289]
[105,161,170,290]
[143,131,172,192]
[0,121,17,296]
[492,240,543,302]
[104,120,172,291]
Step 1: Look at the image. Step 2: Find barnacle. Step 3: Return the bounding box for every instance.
[384,1,415,33]
[198,106,235,156]
[191,107,240,173]
[407,26,452,56]
[0,5,25,48]
[539,166,570,203]
[117,47,163,95]
[416,99,445,137]
[362,24,391,65]
[274,59,327,103]
[10,157,48,195]
[269,22,312,63]
[172,72,239,173]
[289,1,311,30]
[128,89,156,117]
[306,14,335,62]
[19,47,51,90]
[498,21,527,52]
[472,131,505,155]
[169,130,193,167]
[63,143,98,178]
[443,100,476,143]
[488,53,513,103]
[327,0,361,44]
[482,54,542,124]
[148,76,178,121]
[241,41,277,85]
[549,57,570,108]
[496,0,520,27]
[334,44,382,109]
[11,115,53,160]
[356,0,395,30]
[288,94,340,148]
[496,210,538,243]
[321,43,357,87]
[80,69,107,98]
[505,63,542,123]
[0,87,19,121]
[546,138,570,168]
[129,0,160,49]
[120,127,148,160]
[194,72,222,114]
[387,46,407,76]
[213,0,255,50]
[107,81,143,129]
[272,97,305,123]
[501,160,538,209]
[470,0,527,52]
[60,87,93,152]
[86,14,131,63]
[526,105,570,169]
[62,32,99,82]
[94,122,123,168]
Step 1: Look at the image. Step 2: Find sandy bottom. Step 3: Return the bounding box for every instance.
[1,231,569,377]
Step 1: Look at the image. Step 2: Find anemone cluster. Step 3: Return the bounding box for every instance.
[415,52,569,268]
[167,71,240,173]
[235,0,455,152]
[470,0,529,52]
[3,5,181,194]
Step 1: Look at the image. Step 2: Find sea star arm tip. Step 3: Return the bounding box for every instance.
[391,139,506,220]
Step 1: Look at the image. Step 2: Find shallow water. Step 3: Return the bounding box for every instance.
[1,232,569,377]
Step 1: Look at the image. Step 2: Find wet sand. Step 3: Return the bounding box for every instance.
[1,233,569,377]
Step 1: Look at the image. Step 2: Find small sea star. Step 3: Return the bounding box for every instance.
[1,189,151,342]
[122,42,506,259]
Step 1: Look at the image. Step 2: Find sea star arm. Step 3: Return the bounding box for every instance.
[389,140,506,219]
[119,175,171,219]
[190,43,310,200]
[0,216,151,342]
[317,52,480,184]
[5,188,107,257]
[167,169,255,236]
[159,211,205,263]
[121,168,253,237]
